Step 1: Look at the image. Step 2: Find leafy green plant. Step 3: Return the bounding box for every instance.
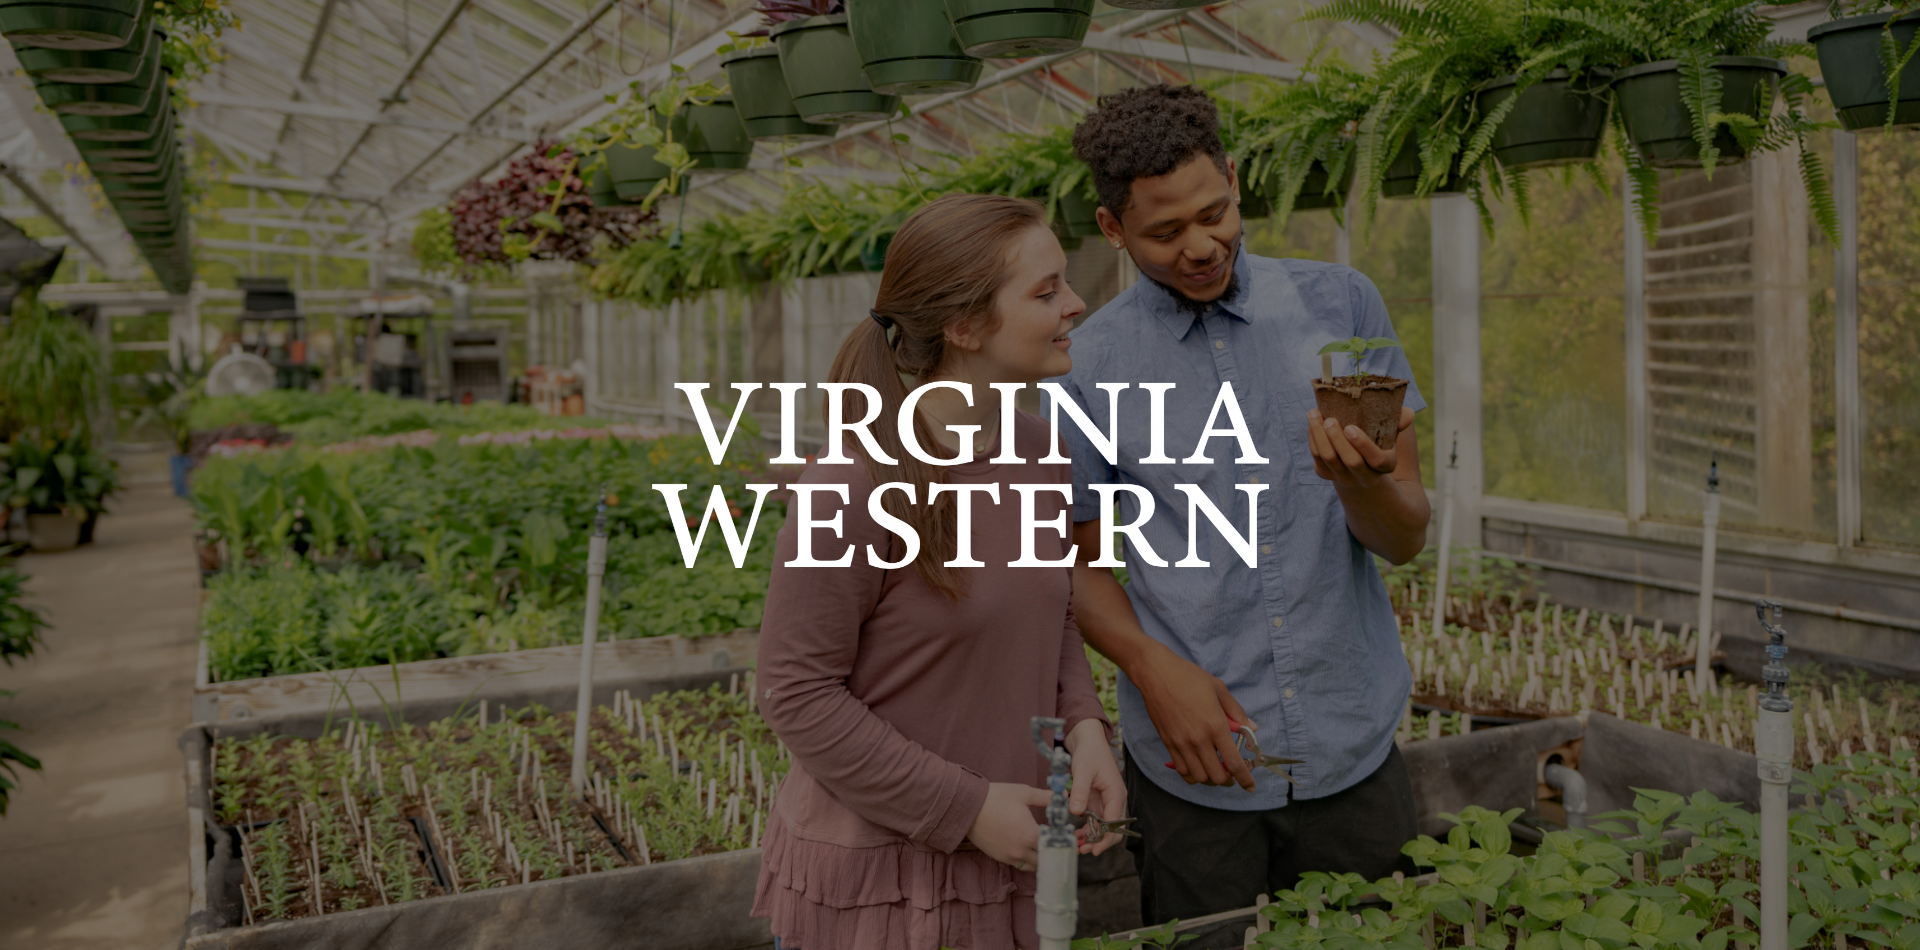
[1220,58,1369,225]
[1814,0,1920,133]
[571,68,730,215]
[126,350,207,455]
[2,434,119,517]
[1319,336,1403,379]
[0,300,109,443]
[0,550,44,667]
[0,693,40,818]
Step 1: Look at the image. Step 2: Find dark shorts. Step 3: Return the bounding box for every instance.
[1123,743,1419,949]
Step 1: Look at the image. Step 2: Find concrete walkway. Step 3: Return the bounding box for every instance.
[0,485,200,949]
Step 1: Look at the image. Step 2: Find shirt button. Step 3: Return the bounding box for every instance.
[1285,688,1296,699]
[1261,544,1272,555]
[1214,340,1224,350]
[1270,617,1284,628]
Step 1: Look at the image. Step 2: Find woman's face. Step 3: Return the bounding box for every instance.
[958,224,1084,384]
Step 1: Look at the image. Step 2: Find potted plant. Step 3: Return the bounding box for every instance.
[445,139,654,270]
[4,435,118,552]
[1226,62,1369,222]
[767,2,900,123]
[31,27,162,116]
[679,98,754,170]
[943,0,1092,58]
[1313,336,1408,451]
[1807,3,1920,131]
[848,0,981,95]
[719,37,838,141]
[0,0,148,52]
[12,20,158,82]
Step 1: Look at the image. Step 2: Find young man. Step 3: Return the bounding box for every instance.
[1051,84,1431,948]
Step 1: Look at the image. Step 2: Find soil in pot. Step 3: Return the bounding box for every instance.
[720,46,838,141]
[27,512,82,552]
[1382,137,1469,198]
[850,0,982,95]
[0,0,148,51]
[1474,68,1612,170]
[944,0,1093,59]
[1613,56,1785,168]
[1312,375,1409,451]
[771,14,901,123]
[681,99,754,170]
[1809,12,1920,131]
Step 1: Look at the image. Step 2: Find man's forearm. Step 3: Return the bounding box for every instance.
[1335,476,1430,564]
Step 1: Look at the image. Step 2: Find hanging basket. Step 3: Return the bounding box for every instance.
[681,99,754,170]
[1613,56,1785,168]
[849,0,981,96]
[944,0,1092,59]
[585,164,622,208]
[857,232,893,272]
[1382,136,1470,199]
[58,103,167,141]
[1100,0,1207,9]
[1809,12,1920,131]
[604,141,675,203]
[1057,187,1101,237]
[14,22,157,82]
[31,31,161,115]
[1289,159,1355,211]
[0,0,147,51]
[720,46,838,141]
[772,15,900,123]
[1238,154,1273,219]
[1473,68,1613,170]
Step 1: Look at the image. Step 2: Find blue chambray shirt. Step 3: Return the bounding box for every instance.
[1045,245,1425,811]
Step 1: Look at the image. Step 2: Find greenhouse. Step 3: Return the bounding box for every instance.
[0,0,1917,947]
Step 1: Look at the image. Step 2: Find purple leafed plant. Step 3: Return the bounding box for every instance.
[449,140,655,267]
[745,0,843,34]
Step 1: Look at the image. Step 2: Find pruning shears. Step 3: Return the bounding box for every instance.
[1232,720,1303,787]
[1075,813,1140,843]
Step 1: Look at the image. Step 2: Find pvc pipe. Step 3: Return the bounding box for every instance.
[1755,602,1793,950]
[1032,717,1077,950]
[1543,763,1587,830]
[571,502,611,796]
[1432,434,1458,642]
[1697,460,1721,696]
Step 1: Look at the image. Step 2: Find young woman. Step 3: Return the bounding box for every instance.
[752,193,1127,950]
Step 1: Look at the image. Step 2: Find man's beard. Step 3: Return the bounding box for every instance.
[1156,266,1241,318]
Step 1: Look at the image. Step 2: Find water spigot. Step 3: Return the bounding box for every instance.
[1757,600,1790,713]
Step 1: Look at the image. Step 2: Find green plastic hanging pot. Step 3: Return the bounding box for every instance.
[849,0,981,96]
[0,0,147,51]
[59,102,167,141]
[14,22,157,82]
[1057,187,1101,237]
[1809,12,1920,131]
[1382,136,1469,198]
[720,45,837,141]
[944,0,1092,59]
[1099,0,1207,9]
[1613,56,1784,167]
[32,35,160,115]
[604,141,674,202]
[682,99,754,170]
[858,232,893,272]
[585,163,621,208]
[1288,158,1355,211]
[1474,68,1613,170]
[771,15,900,123]
[1238,154,1272,219]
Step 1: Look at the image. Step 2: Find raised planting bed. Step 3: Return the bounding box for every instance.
[193,629,761,726]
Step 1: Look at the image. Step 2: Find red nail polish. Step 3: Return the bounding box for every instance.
[1164,762,1176,768]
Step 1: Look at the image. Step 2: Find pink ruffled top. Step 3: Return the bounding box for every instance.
[752,410,1109,950]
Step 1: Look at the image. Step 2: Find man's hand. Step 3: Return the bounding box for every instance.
[1133,653,1257,791]
[1305,405,1429,565]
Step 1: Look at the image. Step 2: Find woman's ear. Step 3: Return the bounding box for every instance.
[945,313,987,354]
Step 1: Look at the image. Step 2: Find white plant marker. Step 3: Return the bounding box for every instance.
[572,493,612,797]
[1432,435,1458,643]
[1697,458,1721,696]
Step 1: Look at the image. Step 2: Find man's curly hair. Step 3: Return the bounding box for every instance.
[1071,84,1229,221]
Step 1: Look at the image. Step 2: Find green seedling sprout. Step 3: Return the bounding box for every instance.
[1317,336,1401,381]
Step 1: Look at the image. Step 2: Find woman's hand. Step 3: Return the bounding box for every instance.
[967,783,1050,870]
[1064,719,1127,855]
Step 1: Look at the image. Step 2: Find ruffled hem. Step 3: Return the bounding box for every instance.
[752,807,1038,950]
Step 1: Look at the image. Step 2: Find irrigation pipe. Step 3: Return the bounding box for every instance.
[1754,602,1793,950]
[1499,554,1920,634]
[571,493,611,796]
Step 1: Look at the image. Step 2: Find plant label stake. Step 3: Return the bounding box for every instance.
[1431,433,1458,643]
[1030,717,1077,950]
[1696,458,1720,696]
[1754,600,1791,950]
[571,491,611,797]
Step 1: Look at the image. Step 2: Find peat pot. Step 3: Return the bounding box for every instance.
[27,511,82,552]
[1808,12,1920,131]
[944,0,1093,59]
[681,99,754,170]
[0,0,147,51]
[1613,56,1785,167]
[1382,136,1469,198]
[849,0,982,95]
[1474,68,1613,169]
[719,45,837,140]
[1312,374,1409,451]
[771,14,900,124]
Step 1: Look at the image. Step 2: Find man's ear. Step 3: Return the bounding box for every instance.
[1095,205,1124,250]
[1227,155,1240,197]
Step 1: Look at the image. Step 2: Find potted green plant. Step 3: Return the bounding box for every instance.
[848,0,981,95]
[943,0,1092,58]
[31,28,162,116]
[1313,336,1408,451]
[12,20,157,82]
[719,38,838,140]
[0,0,148,52]
[679,98,754,170]
[4,435,118,552]
[1807,3,1920,131]
[1226,62,1369,223]
[768,4,900,123]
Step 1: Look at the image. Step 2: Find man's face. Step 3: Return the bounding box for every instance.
[1097,152,1242,302]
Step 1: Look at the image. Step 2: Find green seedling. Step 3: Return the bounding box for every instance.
[1317,336,1401,380]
